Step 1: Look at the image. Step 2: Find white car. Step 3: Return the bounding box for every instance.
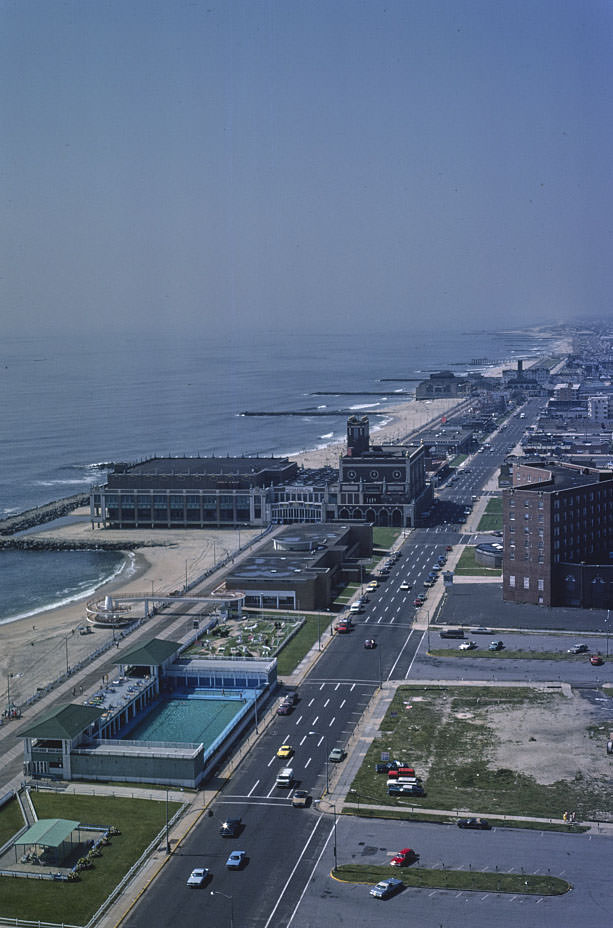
[399,581,411,591]
[458,640,476,650]
[187,867,208,887]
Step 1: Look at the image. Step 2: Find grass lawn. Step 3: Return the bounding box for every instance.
[372,527,401,549]
[477,497,503,532]
[454,546,501,576]
[276,614,331,675]
[348,685,613,821]
[0,797,24,848]
[0,792,182,924]
[450,454,468,467]
[334,863,570,895]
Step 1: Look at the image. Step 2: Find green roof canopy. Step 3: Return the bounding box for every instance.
[16,819,81,849]
[18,703,104,740]
[114,637,181,667]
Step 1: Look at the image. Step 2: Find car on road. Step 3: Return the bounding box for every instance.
[388,783,425,796]
[219,818,242,838]
[277,744,293,759]
[329,747,346,763]
[488,640,504,651]
[446,544,453,551]
[282,691,298,705]
[186,867,208,887]
[471,627,492,635]
[364,638,376,649]
[399,581,411,591]
[458,640,477,650]
[335,621,351,634]
[226,850,246,870]
[370,877,403,899]
[413,595,426,606]
[366,580,378,591]
[590,653,604,666]
[567,643,589,654]
[291,790,310,808]
[349,602,363,614]
[390,848,418,867]
[423,578,435,588]
[457,817,491,830]
[276,703,292,716]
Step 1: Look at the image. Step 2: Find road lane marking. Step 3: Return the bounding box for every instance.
[350,683,356,691]
[304,756,311,768]
[295,714,303,725]
[319,683,325,691]
[266,817,325,928]
[317,735,324,747]
[329,716,336,727]
[323,698,330,708]
[308,698,315,707]
[248,779,260,796]
[312,715,319,726]
[267,757,275,767]
[334,683,340,691]
[299,735,307,746]
[339,699,346,709]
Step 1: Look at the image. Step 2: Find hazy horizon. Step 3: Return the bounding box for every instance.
[2,1,612,338]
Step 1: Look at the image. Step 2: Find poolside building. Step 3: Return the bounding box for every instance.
[19,638,276,789]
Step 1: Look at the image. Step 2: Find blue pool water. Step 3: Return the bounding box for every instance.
[126,694,250,747]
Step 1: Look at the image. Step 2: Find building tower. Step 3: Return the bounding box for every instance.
[346,415,369,457]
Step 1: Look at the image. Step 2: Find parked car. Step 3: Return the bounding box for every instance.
[567,644,588,654]
[349,602,363,614]
[457,817,491,830]
[471,627,492,635]
[186,867,208,887]
[387,766,415,778]
[276,703,292,716]
[413,596,425,606]
[219,818,242,838]
[440,628,464,639]
[329,747,345,763]
[376,761,398,773]
[388,783,425,796]
[590,653,604,666]
[488,640,504,651]
[390,848,418,867]
[458,640,477,650]
[370,877,403,899]
[226,850,246,870]
[335,621,351,634]
[283,691,298,705]
[364,638,377,649]
[366,580,378,591]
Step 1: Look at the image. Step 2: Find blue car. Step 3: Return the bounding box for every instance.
[226,850,246,870]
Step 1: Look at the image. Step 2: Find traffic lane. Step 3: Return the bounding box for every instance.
[315,619,420,685]
[411,648,613,685]
[429,630,609,657]
[124,796,330,928]
[289,816,609,928]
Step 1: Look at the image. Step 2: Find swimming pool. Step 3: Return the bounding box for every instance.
[125,692,252,748]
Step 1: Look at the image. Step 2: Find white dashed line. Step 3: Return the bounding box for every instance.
[329,716,336,727]
[248,779,260,797]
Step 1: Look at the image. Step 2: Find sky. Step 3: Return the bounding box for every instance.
[1,0,612,337]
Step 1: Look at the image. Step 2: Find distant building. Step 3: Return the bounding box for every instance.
[336,416,430,527]
[502,460,613,608]
[415,371,469,399]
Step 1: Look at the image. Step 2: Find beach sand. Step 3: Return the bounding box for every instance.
[1,336,571,705]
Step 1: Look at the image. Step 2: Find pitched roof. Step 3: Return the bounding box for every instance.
[113,637,181,667]
[16,818,81,848]
[18,703,104,740]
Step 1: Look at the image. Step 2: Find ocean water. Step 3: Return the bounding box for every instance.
[0,327,556,622]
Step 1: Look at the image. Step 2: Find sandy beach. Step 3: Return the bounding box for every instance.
[1,334,571,708]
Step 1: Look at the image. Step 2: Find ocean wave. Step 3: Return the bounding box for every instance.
[0,551,131,627]
[349,402,380,411]
[317,405,327,409]
[33,478,91,487]
[319,432,333,439]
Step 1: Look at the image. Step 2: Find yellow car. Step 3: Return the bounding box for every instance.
[366,580,378,591]
[277,744,293,759]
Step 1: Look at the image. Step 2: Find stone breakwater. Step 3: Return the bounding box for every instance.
[0,493,89,535]
[0,537,146,552]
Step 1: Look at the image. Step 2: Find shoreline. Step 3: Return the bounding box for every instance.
[0,334,572,703]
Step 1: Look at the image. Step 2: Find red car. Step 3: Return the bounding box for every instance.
[590,653,604,666]
[388,767,416,779]
[413,596,425,606]
[335,621,351,634]
[390,848,418,867]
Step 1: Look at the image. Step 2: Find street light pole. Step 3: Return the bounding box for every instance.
[426,610,431,651]
[314,799,338,871]
[210,890,234,928]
